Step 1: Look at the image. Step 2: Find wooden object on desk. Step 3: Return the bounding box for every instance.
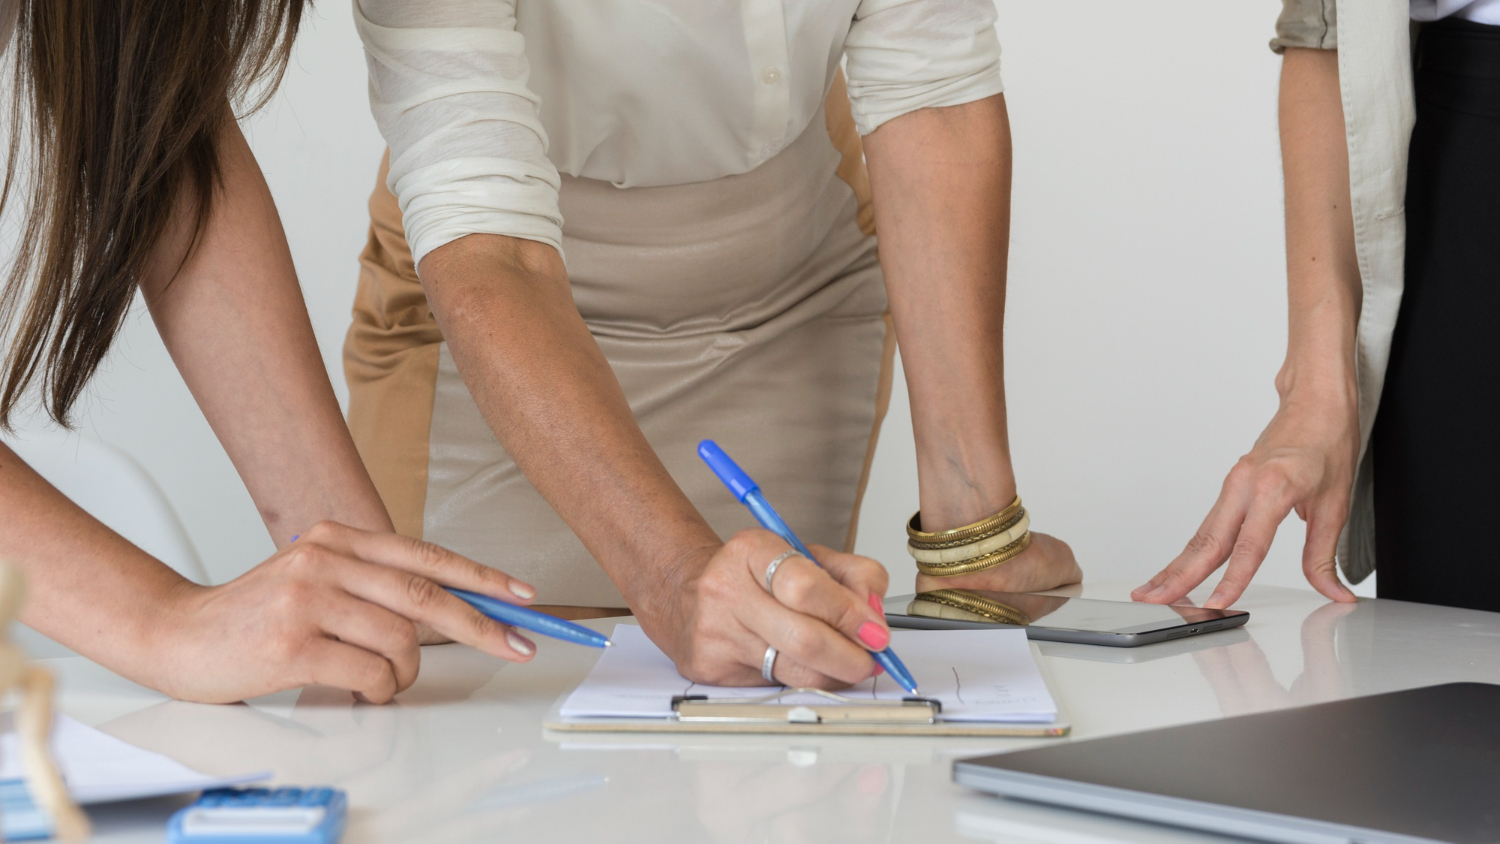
[0,563,90,841]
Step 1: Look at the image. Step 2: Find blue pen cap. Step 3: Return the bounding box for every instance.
[697,440,759,502]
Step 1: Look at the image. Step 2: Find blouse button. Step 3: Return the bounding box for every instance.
[760,144,776,160]
[761,67,782,85]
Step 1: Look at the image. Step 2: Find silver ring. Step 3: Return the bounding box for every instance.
[761,645,778,683]
[764,550,802,594]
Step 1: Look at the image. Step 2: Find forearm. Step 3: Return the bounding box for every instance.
[0,442,185,669]
[418,235,719,615]
[1276,49,1360,409]
[141,121,391,544]
[863,95,1015,530]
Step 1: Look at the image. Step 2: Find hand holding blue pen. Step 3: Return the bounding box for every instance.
[697,440,920,694]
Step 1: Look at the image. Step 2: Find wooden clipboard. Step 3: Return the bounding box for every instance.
[543,642,1070,738]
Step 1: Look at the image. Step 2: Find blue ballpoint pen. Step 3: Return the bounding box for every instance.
[696,440,920,694]
[447,588,612,649]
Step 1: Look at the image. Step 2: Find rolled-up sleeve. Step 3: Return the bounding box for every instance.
[353,0,562,269]
[843,0,1005,136]
[1270,0,1337,54]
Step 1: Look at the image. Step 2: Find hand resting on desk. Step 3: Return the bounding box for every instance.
[151,521,539,704]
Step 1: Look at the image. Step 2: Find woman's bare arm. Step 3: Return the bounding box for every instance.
[0,119,540,702]
[1136,47,1361,607]
[140,120,392,543]
[862,93,1080,592]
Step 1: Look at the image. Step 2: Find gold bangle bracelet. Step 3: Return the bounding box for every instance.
[906,496,1023,547]
[908,512,1030,564]
[907,507,1027,552]
[915,532,1031,577]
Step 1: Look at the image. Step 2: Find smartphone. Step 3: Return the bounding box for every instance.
[882,589,1249,647]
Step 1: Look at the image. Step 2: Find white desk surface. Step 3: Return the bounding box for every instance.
[45,581,1500,843]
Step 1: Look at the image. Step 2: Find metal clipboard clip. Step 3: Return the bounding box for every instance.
[670,689,942,725]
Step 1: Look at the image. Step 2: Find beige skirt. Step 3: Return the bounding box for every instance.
[345,80,894,608]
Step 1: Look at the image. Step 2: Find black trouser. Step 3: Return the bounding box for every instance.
[1373,19,1500,612]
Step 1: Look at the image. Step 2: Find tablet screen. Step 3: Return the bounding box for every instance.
[883,590,1244,635]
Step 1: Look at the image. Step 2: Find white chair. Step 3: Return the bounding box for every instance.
[3,427,208,657]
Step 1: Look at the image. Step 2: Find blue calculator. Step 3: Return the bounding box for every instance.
[167,787,347,844]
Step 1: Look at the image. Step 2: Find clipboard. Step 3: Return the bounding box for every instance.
[544,642,1071,738]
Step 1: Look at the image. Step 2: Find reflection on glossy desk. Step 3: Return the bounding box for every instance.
[51,582,1500,843]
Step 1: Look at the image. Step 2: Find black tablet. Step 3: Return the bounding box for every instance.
[955,682,1500,844]
[882,590,1248,647]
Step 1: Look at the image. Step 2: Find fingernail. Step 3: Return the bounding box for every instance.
[507,631,535,656]
[1205,591,1226,608]
[869,593,883,613]
[509,581,536,600]
[1132,583,1151,595]
[858,622,889,650]
[1146,584,1168,599]
[870,663,885,678]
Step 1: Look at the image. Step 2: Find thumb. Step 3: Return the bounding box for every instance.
[1301,504,1356,603]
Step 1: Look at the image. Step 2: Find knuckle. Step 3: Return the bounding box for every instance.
[1250,471,1288,501]
[1184,532,1224,559]
[1226,459,1256,487]
[1230,536,1267,562]
[304,520,340,542]
[402,574,445,612]
[723,531,760,558]
[775,566,818,606]
[411,539,450,571]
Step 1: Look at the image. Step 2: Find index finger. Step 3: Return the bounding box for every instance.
[1134,493,1248,605]
[298,522,536,604]
[329,557,539,664]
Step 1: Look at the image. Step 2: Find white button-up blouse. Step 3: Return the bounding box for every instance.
[353,0,1006,267]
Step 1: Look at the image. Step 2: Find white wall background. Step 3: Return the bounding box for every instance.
[3,1,1374,598]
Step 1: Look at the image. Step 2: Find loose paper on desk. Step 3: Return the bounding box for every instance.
[0,712,268,804]
[561,626,1055,722]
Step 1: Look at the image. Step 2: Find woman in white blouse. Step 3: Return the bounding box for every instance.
[1136,0,1500,613]
[347,0,1081,687]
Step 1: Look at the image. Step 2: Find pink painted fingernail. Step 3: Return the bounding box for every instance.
[858,622,889,650]
[870,663,885,678]
[509,581,536,600]
[869,593,883,613]
[507,631,536,656]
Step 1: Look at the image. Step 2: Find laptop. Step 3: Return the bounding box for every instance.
[954,683,1500,844]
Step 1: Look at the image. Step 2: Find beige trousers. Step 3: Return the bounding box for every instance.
[344,78,893,610]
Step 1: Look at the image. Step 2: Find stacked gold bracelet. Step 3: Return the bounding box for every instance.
[906,496,1031,577]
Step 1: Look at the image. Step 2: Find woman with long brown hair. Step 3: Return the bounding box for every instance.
[0,0,538,702]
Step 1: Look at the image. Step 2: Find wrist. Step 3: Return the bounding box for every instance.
[614,528,719,623]
[913,451,1017,533]
[1273,359,1358,415]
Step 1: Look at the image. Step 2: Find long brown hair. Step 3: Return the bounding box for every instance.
[0,0,307,427]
